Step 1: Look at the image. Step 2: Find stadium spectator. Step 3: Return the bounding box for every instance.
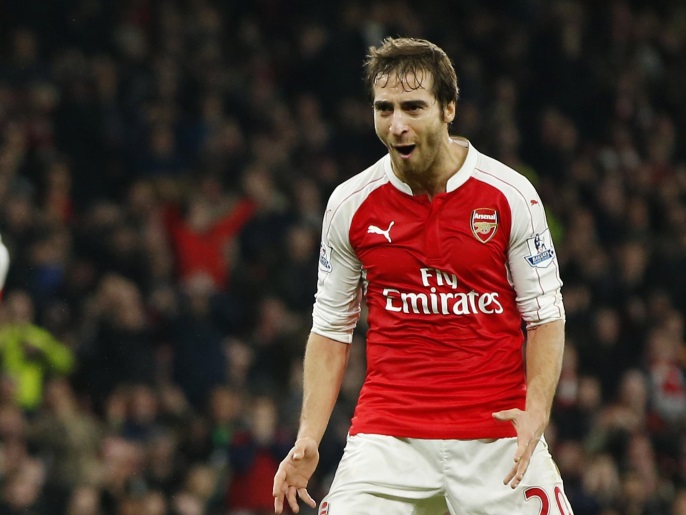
[0,289,73,411]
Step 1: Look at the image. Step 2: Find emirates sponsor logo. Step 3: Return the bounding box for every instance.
[382,268,504,315]
[471,208,499,243]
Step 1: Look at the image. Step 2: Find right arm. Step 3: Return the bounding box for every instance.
[298,332,351,445]
[273,181,363,513]
[273,332,350,514]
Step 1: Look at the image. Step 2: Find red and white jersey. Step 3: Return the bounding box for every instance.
[312,139,564,439]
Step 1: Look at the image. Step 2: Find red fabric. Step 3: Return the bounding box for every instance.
[166,198,255,288]
[345,180,525,439]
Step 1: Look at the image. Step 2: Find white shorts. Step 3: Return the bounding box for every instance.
[319,434,574,515]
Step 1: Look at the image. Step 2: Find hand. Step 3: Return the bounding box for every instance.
[273,436,319,514]
[492,408,547,489]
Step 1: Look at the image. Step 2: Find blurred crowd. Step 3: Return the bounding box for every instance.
[0,0,685,514]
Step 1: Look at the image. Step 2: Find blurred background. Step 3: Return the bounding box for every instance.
[0,0,685,514]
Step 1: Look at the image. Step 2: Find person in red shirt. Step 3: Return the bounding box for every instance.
[227,396,291,514]
[273,38,572,514]
[165,193,255,290]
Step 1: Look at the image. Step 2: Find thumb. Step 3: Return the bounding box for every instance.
[292,446,306,461]
[492,409,520,421]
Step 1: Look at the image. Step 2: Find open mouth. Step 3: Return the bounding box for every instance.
[395,145,416,157]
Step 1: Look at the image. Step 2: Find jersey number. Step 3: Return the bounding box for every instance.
[524,486,573,515]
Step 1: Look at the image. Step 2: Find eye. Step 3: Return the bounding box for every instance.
[405,103,423,113]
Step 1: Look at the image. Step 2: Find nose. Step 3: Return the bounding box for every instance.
[389,110,409,136]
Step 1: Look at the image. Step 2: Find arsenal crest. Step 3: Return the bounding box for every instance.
[471,208,499,243]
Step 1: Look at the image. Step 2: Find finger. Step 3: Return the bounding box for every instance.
[298,487,317,508]
[513,439,528,463]
[502,462,518,486]
[492,409,521,421]
[274,494,284,514]
[509,456,532,488]
[287,485,300,513]
[514,433,540,466]
[292,446,305,461]
[272,469,286,496]
[504,437,529,486]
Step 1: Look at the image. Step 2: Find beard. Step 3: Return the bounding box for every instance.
[390,129,443,179]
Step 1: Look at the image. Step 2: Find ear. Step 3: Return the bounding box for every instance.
[443,101,456,124]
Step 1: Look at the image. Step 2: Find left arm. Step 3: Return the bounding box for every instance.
[24,326,75,373]
[493,177,566,487]
[493,319,565,488]
[524,319,565,429]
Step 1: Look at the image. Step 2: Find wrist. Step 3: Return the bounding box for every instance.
[524,403,550,423]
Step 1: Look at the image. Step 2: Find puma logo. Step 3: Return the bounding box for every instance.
[368,221,395,243]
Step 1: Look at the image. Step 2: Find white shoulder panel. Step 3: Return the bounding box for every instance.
[473,154,565,326]
[312,156,390,343]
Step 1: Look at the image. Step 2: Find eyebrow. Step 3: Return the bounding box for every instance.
[374,100,430,110]
[374,100,393,110]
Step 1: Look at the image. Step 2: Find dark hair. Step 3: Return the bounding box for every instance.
[364,37,459,109]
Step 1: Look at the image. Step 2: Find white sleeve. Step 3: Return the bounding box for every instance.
[311,192,363,344]
[0,235,9,294]
[507,189,565,327]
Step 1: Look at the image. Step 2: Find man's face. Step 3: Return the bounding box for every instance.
[372,71,454,179]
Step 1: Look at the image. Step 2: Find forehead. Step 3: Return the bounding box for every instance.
[372,70,436,101]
